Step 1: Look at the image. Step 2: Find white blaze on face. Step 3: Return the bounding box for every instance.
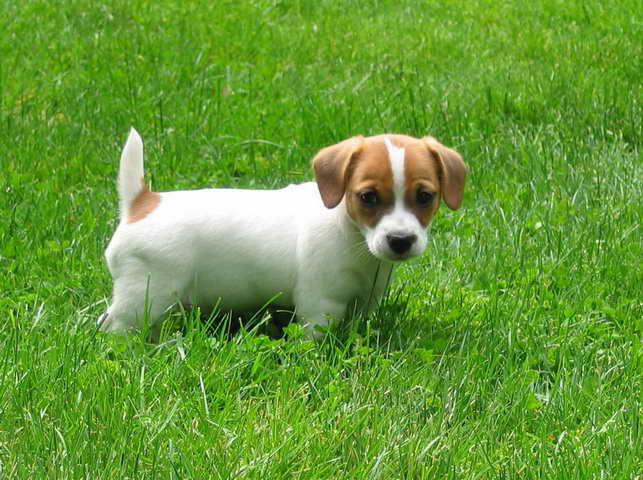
[363,136,428,261]
[384,137,406,210]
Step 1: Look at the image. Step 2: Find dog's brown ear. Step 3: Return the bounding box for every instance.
[312,136,364,209]
[424,136,468,210]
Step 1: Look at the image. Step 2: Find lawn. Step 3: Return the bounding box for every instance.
[1,0,641,478]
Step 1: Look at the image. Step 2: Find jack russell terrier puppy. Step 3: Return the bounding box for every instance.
[100,129,467,338]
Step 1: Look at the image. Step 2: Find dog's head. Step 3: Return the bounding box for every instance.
[313,134,467,261]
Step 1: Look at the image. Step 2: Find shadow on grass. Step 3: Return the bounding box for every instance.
[146,285,462,360]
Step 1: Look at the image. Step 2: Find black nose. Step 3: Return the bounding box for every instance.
[387,233,417,255]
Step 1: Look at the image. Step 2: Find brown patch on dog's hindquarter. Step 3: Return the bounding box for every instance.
[128,178,161,224]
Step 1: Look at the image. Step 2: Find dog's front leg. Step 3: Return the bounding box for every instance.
[295,296,347,340]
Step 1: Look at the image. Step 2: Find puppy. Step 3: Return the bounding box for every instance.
[100,130,467,338]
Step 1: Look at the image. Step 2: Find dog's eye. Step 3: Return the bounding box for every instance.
[416,189,434,206]
[359,190,378,206]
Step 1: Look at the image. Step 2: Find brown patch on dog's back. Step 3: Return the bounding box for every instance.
[128,178,161,224]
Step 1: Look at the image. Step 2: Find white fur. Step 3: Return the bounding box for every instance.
[386,137,406,200]
[101,130,395,338]
[117,128,144,219]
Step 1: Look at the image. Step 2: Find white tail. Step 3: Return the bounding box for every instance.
[118,128,145,220]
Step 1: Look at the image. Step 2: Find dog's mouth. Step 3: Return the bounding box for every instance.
[370,248,421,263]
[390,251,418,261]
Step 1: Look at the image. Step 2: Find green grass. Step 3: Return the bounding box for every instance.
[1,0,641,477]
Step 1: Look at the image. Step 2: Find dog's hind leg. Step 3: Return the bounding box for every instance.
[98,272,179,334]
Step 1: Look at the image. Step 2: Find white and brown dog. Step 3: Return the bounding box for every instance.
[100,130,467,338]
